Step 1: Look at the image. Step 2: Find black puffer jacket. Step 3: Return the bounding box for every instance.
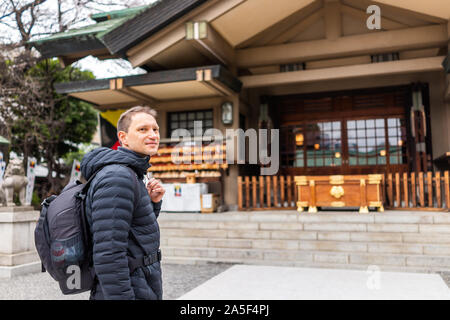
[81,146,162,300]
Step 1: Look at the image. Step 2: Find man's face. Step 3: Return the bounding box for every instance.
[118,112,160,156]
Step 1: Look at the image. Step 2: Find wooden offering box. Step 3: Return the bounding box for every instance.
[294,175,384,213]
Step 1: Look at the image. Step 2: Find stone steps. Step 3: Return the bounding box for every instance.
[160,244,450,265]
[158,210,450,273]
[159,210,450,224]
[161,251,450,273]
[162,255,435,273]
[161,230,450,243]
[161,236,450,255]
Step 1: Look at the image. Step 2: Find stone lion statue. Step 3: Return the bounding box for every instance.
[0,159,28,207]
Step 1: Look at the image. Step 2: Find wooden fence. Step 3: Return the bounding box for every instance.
[237,176,297,210]
[237,171,450,211]
[384,171,450,210]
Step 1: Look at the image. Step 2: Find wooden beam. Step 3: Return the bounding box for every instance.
[96,101,141,111]
[118,87,159,106]
[236,24,448,68]
[144,60,166,72]
[373,0,450,21]
[196,68,235,96]
[34,37,106,59]
[211,0,317,47]
[95,53,120,60]
[56,65,240,100]
[324,0,341,40]
[110,78,159,106]
[204,69,235,96]
[306,55,372,70]
[127,0,245,68]
[399,48,441,60]
[186,21,235,66]
[128,28,185,69]
[240,56,445,88]
[269,9,324,45]
[237,0,322,48]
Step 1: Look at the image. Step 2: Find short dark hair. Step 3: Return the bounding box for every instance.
[117,106,157,133]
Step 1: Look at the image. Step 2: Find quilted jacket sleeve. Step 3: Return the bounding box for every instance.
[152,200,162,218]
[90,167,136,300]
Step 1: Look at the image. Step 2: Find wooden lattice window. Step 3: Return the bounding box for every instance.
[168,109,213,137]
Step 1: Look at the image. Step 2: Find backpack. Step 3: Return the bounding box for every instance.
[34,168,94,294]
[34,164,161,295]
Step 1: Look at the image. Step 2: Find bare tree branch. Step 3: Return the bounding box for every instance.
[1,0,155,46]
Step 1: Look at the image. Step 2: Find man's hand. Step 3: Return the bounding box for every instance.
[146,178,165,203]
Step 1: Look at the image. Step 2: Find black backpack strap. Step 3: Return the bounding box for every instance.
[78,164,120,290]
[128,249,161,274]
[79,165,110,195]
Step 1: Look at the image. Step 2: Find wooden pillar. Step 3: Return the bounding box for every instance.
[308,180,317,213]
[296,183,304,213]
[436,172,442,208]
[427,171,433,207]
[395,172,401,207]
[224,94,240,210]
[324,0,342,41]
[259,176,264,208]
[252,176,257,209]
[287,176,292,207]
[359,178,369,213]
[295,176,307,213]
[411,172,417,207]
[280,176,285,207]
[273,176,278,207]
[387,173,393,207]
[403,172,409,208]
[245,176,250,210]
[419,172,425,207]
[266,176,271,208]
[445,171,450,210]
[237,176,243,210]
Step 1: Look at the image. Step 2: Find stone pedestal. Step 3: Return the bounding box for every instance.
[0,206,41,278]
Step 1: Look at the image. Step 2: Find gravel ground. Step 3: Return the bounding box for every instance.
[0,264,447,300]
[0,263,233,300]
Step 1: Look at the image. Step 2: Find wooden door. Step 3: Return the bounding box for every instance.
[276,86,411,176]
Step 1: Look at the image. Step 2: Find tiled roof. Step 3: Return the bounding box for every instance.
[0,136,9,145]
[29,5,149,46]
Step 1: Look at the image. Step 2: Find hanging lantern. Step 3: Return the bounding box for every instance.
[295,133,304,146]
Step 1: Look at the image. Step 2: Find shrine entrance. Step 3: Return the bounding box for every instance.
[274,85,431,176]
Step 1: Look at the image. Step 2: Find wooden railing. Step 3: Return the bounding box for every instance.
[237,176,297,210]
[384,171,450,210]
[237,171,450,211]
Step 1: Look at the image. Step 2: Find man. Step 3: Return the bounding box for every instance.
[81,106,165,300]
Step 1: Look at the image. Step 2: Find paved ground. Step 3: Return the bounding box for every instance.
[439,271,450,288]
[0,263,232,300]
[162,263,233,300]
[180,265,450,300]
[0,263,448,300]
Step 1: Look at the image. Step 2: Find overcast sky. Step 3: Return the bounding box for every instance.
[73,56,147,79]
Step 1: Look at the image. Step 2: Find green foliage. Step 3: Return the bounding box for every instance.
[31,190,41,210]
[10,58,98,164]
[63,143,97,167]
[4,57,99,194]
